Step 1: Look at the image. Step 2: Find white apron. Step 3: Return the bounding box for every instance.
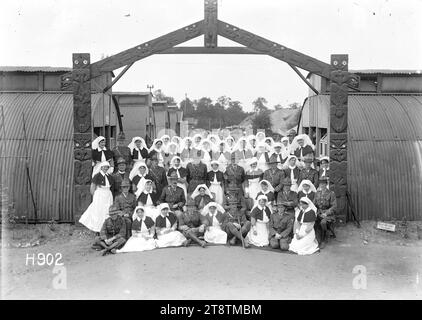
[156,217,187,248]
[256,153,268,172]
[208,174,224,205]
[289,210,319,255]
[79,186,113,232]
[141,194,160,221]
[204,214,227,244]
[247,176,261,200]
[246,211,269,247]
[117,220,157,253]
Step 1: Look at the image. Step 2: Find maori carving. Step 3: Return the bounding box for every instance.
[91,21,204,78]
[329,54,348,218]
[204,0,218,47]
[73,53,92,219]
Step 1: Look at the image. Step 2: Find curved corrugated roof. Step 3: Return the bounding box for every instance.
[0,92,104,222]
[307,94,422,220]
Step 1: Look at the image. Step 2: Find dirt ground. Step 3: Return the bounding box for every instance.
[1,221,422,300]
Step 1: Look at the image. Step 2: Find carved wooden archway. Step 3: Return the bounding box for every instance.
[71,1,359,219]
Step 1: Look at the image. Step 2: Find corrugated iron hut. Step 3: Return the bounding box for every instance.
[300,70,422,220]
[0,67,121,222]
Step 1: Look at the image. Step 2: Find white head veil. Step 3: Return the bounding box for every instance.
[201,201,225,216]
[191,184,213,200]
[92,136,105,150]
[128,136,146,153]
[291,134,315,152]
[129,160,149,181]
[297,179,317,194]
[299,196,318,213]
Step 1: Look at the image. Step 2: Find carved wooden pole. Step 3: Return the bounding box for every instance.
[329,54,349,219]
[73,53,92,221]
[204,0,218,48]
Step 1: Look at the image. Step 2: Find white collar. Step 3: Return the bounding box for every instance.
[100,171,106,176]
[98,147,106,151]
[118,170,125,174]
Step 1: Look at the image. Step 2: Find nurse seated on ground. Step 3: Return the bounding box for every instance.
[201,202,228,245]
[246,194,271,247]
[117,206,157,253]
[155,203,188,248]
[289,197,319,255]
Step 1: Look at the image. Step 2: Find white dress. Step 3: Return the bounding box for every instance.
[246,210,270,247]
[289,210,319,255]
[204,213,227,244]
[155,216,187,248]
[117,219,157,253]
[208,173,224,205]
[79,181,113,233]
[256,153,268,172]
[246,172,261,201]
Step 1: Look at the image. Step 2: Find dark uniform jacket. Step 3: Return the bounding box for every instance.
[159,185,186,209]
[298,191,315,203]
[201,211,227,227]
[224,164,245,189]
[168,167,188,179]
[131,147,149,161]
[269,152,288,164]
[132,216,155,231]
[155,212,178,229]
[92,172,114,189]
[283,167,301,183]
[137,191,159,206]
[314,188,337,217]
[269,212,294,239]
[112,171,131,196]
[256,191,275,203]
[186,162,208,193]
[194,194,212,210]
[206,170,225,186]
[297,168,319,188]
[132,173,155,187]
[92,148,114,163]
[100,216,126,240]
[250,206,272,221]
[149,165,168,196]
[263,168,285,192]
[178,211,203,229]
[297,209,317,223]
[114,193,137,216]
[293,145,314,160]
[276,190,298,212]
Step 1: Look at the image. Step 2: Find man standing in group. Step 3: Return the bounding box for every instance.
[224,153,246,196]
[112,132,132,172]
[113,178,136,239]
[112,157,131,197]
[276,178,298,216]
[263,160,284,199]
[160,171,186,217]
[314,177,337,249]
[149,154,168,198]
[297,155,319,188]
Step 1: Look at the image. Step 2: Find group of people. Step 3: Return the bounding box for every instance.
[79,129,337,256]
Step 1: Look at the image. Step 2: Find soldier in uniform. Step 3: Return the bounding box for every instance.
[159,171,186,216]
[92,204,127,256]
[263,160,285,199]
[224,198,251,247]
[276,178,298,215]
[113,178,136,239]
[112,132,132,172]
[269,203,294,251]
[112,157,131,197]
[297,156,319,188]
[149,154,168,198]
[178,199,207,247]
[314,177,337,249]
[224,153,246,196]
[287,129,297,145]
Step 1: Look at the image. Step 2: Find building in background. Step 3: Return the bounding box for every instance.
[299,70,422,221]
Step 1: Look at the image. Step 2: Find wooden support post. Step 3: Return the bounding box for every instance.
[204,0,218,48]
[73,53,92,221]
[329,54,349,220]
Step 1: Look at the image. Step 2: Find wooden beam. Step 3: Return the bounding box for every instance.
[158,46,264,54]
[91,20,205,78]
[204,0,218,48]
[288,64,319,95]
[103,62,134,93]
[217,20,333,80]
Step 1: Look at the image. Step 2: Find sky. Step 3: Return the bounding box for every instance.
[1,0,422,111]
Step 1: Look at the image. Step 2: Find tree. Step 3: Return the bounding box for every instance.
[153,89,176,105]
[252,110,273,136]
[252,97,268,113]
[288,102,301,109]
